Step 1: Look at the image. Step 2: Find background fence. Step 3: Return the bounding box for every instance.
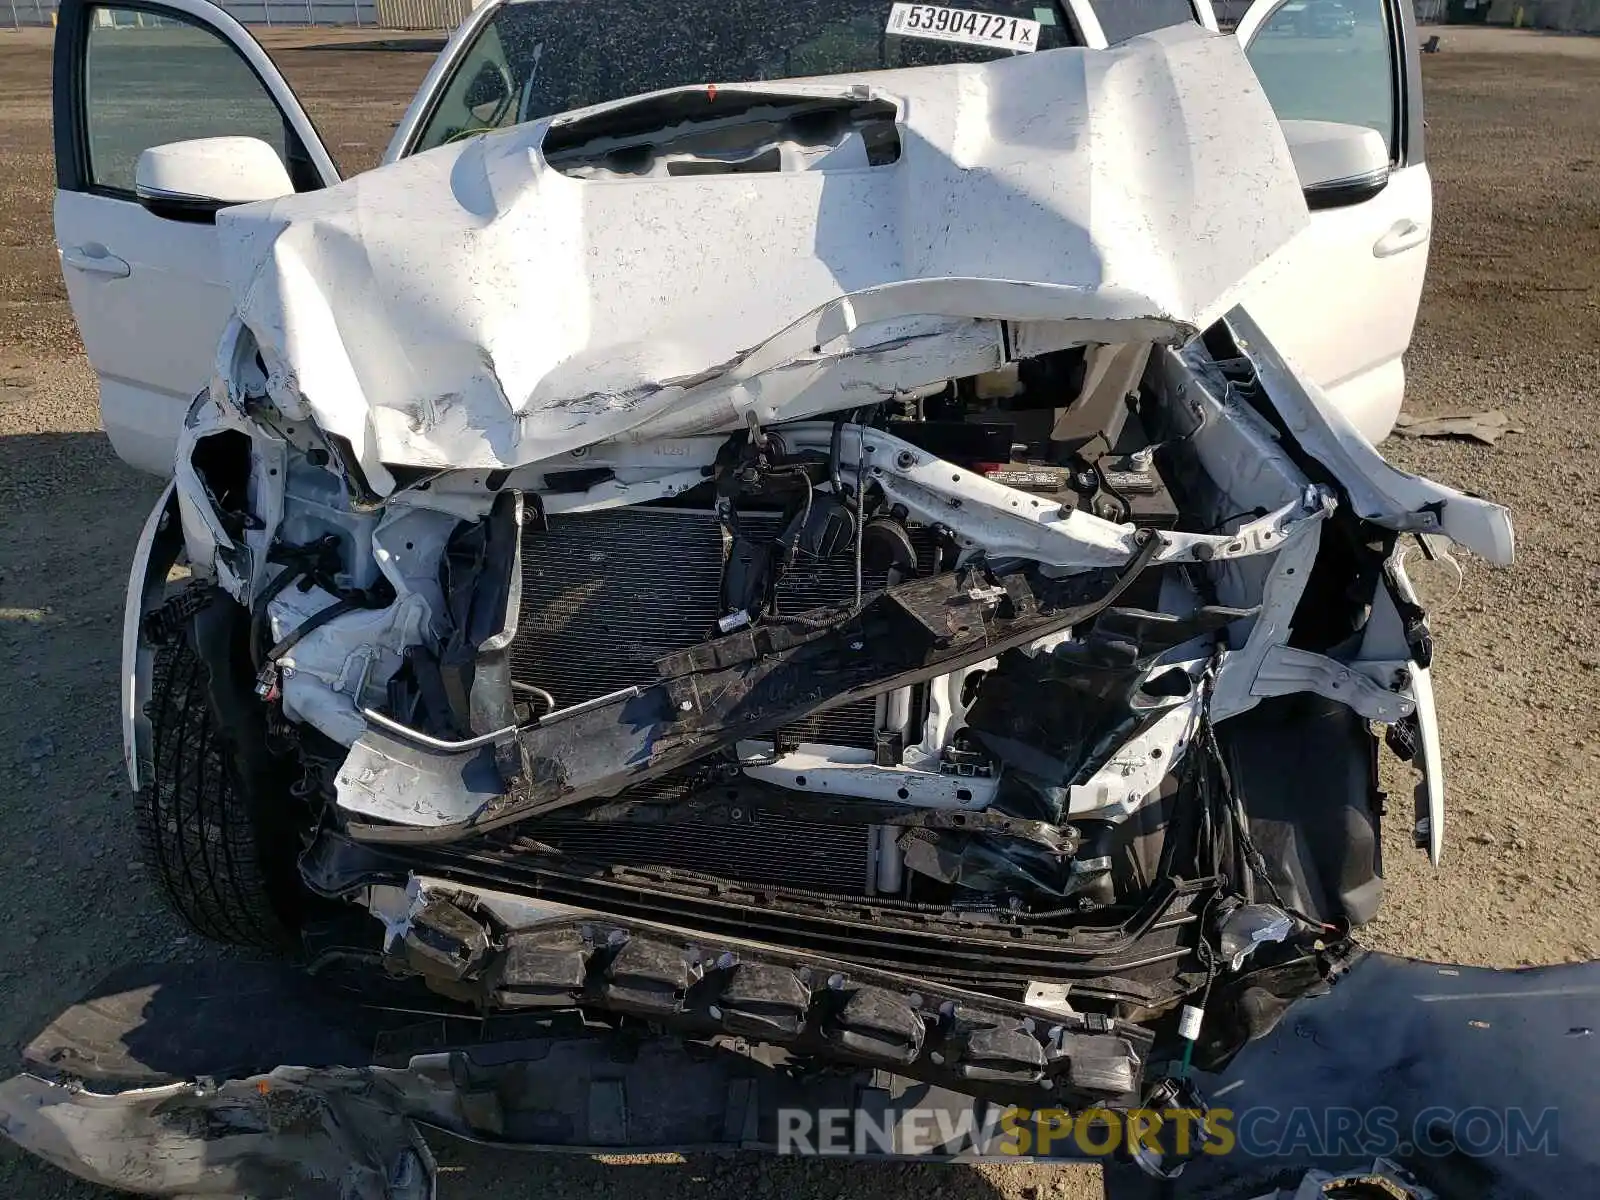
[4,0,54,23]
[1486,0,1600,29]
[208,0,378,22]
[3,0,468,28]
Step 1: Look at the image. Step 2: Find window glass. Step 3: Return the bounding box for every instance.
[414,0,1081,155]
[1245,0,1396,151]
[85,7,290,192]
[1088,0,1198,44]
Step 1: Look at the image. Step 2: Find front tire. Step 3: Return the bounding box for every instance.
[136,619,303,950]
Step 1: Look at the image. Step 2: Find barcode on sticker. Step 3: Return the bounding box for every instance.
[886,3,1042,53]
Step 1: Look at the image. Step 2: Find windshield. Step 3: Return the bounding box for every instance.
[411,0,1081,155]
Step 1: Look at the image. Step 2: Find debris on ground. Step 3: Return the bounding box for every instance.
[1391,409,1523,445]
[1250,1158,1436,1199]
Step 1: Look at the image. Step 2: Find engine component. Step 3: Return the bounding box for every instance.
[1088,450,1180,529]
[887,419,1014,464]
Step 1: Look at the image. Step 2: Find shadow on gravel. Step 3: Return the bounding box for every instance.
[0,429,155,507]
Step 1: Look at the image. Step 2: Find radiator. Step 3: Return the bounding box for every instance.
[511,506,903,749]
[516,812,875,894]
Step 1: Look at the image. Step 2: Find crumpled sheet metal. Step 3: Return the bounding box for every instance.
[1224,310,1516,566]
[0,1071,432,1199]
[214,24,1307,488]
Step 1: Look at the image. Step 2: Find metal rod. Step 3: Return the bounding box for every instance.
[510,680,557,713]
[535,685,643,726]
[360,708,518,753]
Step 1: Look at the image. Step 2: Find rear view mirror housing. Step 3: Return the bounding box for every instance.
[1279,119,1392,210]
[134,136,295,223]
[463,60,512,114]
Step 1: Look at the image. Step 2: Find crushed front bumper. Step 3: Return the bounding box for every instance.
[1,951,1593,1198]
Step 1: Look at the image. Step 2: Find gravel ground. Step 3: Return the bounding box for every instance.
[0,22,1595,1200]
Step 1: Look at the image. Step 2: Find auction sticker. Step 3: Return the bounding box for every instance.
[886,3,1042,52]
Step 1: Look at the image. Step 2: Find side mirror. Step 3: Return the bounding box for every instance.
[134,136,295,223]
[463,60,513,120]
[1279,120,1391,210]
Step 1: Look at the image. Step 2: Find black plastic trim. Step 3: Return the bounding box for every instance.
[1303,167,1391,211]
[1392,0,1426,164]
[51,0,92,192]
[135,192,228,224]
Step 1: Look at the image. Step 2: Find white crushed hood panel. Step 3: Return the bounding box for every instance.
[216,24,1307,487]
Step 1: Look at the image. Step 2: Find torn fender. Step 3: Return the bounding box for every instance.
[121,480,180,793]
[1225,308,1515,566]
[1,953,1593,1197]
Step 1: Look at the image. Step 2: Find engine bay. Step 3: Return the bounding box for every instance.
[153,310,1513,1110]
[446,341,1198,907]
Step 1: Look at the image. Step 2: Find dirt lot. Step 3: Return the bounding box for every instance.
[0,21,1596,1200]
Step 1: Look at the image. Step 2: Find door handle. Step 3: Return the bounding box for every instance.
[1373,219,1429,259]
[62,245,131,278]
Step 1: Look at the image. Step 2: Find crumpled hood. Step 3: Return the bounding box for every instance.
[216,23,1306,488]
